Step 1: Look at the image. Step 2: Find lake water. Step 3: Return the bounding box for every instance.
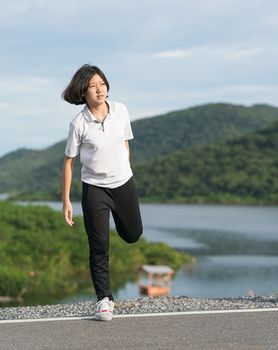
[33,201,278,301]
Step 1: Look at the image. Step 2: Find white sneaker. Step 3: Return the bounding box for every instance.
[94,297,114,321]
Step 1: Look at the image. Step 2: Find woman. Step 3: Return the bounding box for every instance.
[61,64,143,321]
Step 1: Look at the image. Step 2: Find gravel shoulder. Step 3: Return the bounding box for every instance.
[1,295,278,320]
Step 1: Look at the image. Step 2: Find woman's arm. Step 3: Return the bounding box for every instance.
[125,140,130,160]
[62,156,75,226]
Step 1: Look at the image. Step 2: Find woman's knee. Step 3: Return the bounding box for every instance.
[120,226,143,244]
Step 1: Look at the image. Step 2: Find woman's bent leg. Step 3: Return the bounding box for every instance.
[110,177,143,243]
[81,182,114,301]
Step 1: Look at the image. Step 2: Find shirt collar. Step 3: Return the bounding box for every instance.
[82,105,98,123]
[82,101,112,123]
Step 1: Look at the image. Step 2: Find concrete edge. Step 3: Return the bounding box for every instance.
[1,307,278,324]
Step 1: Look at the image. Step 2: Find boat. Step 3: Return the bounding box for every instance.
[137,265,174,297]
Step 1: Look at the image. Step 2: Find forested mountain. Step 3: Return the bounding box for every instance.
[130,103,278,163]
[0,103,277,202]
[0,141,66,197]
[134,121,278,203]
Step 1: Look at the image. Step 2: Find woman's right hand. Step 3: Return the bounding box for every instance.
[62,156,75,227]
[63,200,74,227]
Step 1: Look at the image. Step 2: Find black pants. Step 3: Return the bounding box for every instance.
[81,176,143,301]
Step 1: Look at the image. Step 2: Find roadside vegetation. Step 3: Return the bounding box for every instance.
[0,201,192,305]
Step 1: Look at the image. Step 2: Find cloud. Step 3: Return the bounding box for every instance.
[153,48,203,59]
[213,45,266,60]
[0,0,278,156]
[0,75,59,122]
[0,75,52,93]
[152,44,267,61]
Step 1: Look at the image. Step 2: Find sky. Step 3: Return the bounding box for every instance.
[0,0,278,156]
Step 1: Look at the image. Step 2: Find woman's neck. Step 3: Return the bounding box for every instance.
[88,101,109,122]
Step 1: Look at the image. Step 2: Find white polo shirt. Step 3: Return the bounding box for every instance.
[65,100,134,188]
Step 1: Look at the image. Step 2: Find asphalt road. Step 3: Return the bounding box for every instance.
[1,310,277,350]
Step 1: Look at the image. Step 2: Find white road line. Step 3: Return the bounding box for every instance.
[0,308,278,324]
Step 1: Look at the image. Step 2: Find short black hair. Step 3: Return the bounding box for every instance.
[62,64,110,105]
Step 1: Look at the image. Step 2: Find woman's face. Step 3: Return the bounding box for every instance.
[85,74,108,106]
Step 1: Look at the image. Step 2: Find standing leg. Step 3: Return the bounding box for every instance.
[109,176,143,243]
[81,182,114,301]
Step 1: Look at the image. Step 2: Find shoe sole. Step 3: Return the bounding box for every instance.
[95,311,113,322]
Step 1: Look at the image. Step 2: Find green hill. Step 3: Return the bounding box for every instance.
[0,142,66,197]
[0,102,278,202]
[133,121,278,204]
[130,103,278,164]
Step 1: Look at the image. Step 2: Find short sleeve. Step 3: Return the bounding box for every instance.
[123,105,134,140]
[65,124,81,157]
